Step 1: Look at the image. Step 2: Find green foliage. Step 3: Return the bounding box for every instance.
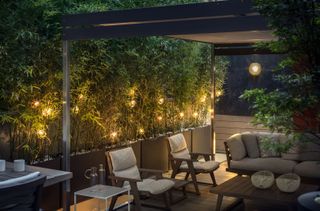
[241,0,320,148]
[0,0,228,162]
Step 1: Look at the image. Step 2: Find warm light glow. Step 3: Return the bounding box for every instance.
[179,112,184,118]
[73,106,79,114]
[110,132,117,138]
[129,88,135,96]
[208,108,214,113]
[216,90,222,97]
[78,94,84,100]
[138,128,144,134]
[130,100,136,108]
[42,108,52,117]
[157,116,163,121]
[248,62,262,76]
[32,101,40,107]
[37,129,46,138]
[200,95,206,103]
[193,112,199,118]
[158,98,164,105]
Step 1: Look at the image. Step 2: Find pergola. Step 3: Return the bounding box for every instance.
[61,0,274,209]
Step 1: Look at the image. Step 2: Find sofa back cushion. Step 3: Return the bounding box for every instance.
[257,132,281,158]
[281,134,320,161]
[241,132,260,158]
[226,134,247,161]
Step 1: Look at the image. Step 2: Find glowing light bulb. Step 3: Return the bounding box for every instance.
[157,116,163,121]
[32,101,40,107]
[42,108,52,117]
[216,90,222,97]
[208,108,214,113]
[193,112,199,118]
[158,98,164,105]
[73,106,79,114]
[248,62,262,76]
[78,94,84,100]
[179,112,184,118]
[200,95,206,103]
[130,100,136,108]
[111,132,117,138]
[37,129,46,138]
[138,128,144,134]
[129,88,135,96]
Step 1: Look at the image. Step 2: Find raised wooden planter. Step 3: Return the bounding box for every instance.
[192,125,213,154]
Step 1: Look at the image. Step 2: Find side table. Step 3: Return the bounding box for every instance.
[74,184,130,211]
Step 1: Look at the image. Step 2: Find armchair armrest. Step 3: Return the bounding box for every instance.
[139,168,163,179]
[170,157,195,170]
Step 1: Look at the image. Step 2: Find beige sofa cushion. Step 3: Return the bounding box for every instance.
[230,158,297,174]
[293,161,320,179]
[241,132,260,158]
[168,133,187,153]
[227,134,247,161]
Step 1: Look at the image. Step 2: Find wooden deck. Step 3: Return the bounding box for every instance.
[70,162,290,211]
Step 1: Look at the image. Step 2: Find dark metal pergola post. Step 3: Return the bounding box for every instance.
[62,40,71,211]
[210,44,216,155]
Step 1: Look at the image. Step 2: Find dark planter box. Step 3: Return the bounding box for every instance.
[141,135,169,171]
[34,158,62,210]
[192,125,213,154]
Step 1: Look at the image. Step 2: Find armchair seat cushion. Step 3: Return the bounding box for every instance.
[180,160,220,171]
[294,161,320,179]
[137,178,175,195]
[230,158,297,174]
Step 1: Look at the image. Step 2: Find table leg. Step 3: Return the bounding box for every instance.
[63,180,71,211]
[216,194,223,211]
[73,194,77,211]
[128,189,130,211]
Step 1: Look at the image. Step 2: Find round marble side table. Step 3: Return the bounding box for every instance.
[298,191,320,211]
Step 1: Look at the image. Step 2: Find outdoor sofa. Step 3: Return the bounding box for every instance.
[224,132,320,184]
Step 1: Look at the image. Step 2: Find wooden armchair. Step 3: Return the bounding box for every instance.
[106,147,175,210]
[168,133,220,195]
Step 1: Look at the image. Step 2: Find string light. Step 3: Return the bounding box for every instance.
[129,88,135,96]
[216,90,222,97]
[138,128,145,135]
[193,112,199,118]
[179,112,184,118]
[157,116,163,121]
[158,98,164,105]
[110,132,117,138]
[130,100,136,108]
[248,62,262,76]
[200,95,206,103]
[32,101,40,107]
[37,129,46,138]
[42,108,53,117]
[78,94,84,100]
[73,106,79,114]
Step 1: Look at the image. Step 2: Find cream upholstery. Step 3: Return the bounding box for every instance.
[171,148,191,160]
[168,133,188,153]
[109,147,137,171]
[137,178,175,195]
[113,166,141,180]
[180,160,219,171]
